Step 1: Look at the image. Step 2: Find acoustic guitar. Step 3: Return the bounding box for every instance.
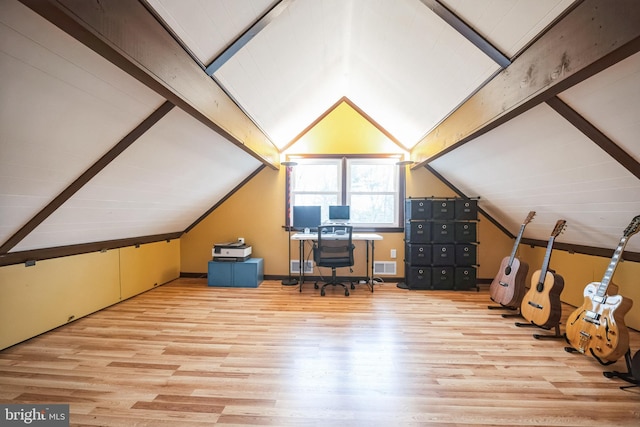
[520,220,567,329]
[490,211,536,308]
[565,215,639,364]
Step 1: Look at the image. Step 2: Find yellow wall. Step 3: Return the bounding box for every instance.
[0,240,180,350]
[286,101,404,156]
[182,101,511,282]
[120,240,181,299]
[181,101,407,277]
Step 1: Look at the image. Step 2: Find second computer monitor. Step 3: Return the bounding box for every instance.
[293,205,322,233]
[329,205,350,222]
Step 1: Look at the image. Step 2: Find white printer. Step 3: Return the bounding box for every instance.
[212,242,252,262]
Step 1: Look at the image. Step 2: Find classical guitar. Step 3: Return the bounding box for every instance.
[490,211,536,308]
[565,215,639,364]
[520,220,567,329]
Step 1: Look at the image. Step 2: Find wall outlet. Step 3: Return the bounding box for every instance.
[390,249,397,259]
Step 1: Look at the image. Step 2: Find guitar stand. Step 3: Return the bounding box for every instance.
[487,304,522,318]
[603,349,640,390]
[514,321,563,340]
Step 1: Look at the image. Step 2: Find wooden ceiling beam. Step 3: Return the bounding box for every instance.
[19,0,280,169]
[411,0,640,166]
[205,0,293,76]
[546,96,640,180]
[0,102,174,256]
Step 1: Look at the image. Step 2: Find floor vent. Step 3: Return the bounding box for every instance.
[291,260,313,274]
[373,261,396,275]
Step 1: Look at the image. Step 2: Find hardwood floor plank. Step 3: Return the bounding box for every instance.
[1,278,639,426]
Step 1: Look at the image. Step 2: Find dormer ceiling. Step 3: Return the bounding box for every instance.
[1,0,639,263]
[148,0,575,149]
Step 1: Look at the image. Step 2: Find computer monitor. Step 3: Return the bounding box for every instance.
[293,205,321,233]
[329,205,350,222]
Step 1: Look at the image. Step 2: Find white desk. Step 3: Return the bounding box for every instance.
[291,232,383,292]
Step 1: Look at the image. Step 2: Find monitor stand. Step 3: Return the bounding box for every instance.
[304,228,310,234]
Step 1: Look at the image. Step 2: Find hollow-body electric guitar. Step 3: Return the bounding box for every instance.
[490,211,536,308]
[565,215,639,364]
[520,220,567,329]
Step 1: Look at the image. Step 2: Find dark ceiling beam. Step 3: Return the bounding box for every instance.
[411,0,640,167]
[0,102,174,256]
[184,164,267,234]
[205,0,294,76]
[424,165,513,238]
[546,96,640,180]
[19,0,280,169]
[521,238,640,263]
[0,233,183,268]
[419,0,510,68]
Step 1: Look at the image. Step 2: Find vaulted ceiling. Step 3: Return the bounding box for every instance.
[1,0,639,265]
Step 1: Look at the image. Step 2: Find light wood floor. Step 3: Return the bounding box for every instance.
[1,278,639,426]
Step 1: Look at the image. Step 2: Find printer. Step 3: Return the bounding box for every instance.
[212,242,252,262]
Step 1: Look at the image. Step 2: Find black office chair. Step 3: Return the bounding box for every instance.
[313,225,355,296]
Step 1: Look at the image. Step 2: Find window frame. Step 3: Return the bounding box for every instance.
[285,154,406,232]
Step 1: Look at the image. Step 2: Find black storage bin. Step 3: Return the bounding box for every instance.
[455,267,476,289]
[432,199,455,220]
[405,198,431,220]
[432,244,455,265]
[454,222,477,242]
[406,243,431,266]
[455,243,477,265]
[454,199,478,220]
[432,267,454,289]
[432,221,455,243]
[405,221,431,243]
[406,265,432,290]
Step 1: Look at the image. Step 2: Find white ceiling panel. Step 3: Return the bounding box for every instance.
[213,0,499,148]
[346,0,499,148]
[11,108,262,252]
[441,0,578,58]
[430,103,640,253]
[558,51,640,164]
[145,0,277,66]
[0,1,165,247]
[214,0,348,148]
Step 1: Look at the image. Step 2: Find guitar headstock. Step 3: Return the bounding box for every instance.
[523,211,536,225]
[551,219,567,238]
[623,215,640,238]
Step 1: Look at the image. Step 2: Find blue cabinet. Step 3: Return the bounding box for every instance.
[208,258,263,288]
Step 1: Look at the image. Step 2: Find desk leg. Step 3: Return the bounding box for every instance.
[369,240,375,293]
[298,240,304,292]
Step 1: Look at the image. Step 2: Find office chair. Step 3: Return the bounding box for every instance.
[313,225,355,296]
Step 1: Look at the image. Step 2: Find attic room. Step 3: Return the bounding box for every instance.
[1,0,639,425]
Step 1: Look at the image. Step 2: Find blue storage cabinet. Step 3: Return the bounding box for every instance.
[208,258,263,287]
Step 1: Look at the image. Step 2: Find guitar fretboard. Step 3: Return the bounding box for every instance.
[508,224,526,267]
[596,236,628,298]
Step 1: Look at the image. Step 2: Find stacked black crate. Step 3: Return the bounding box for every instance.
[404,198,478,290]
[431,199,456,289]
[404,198,431,289]
[453,199,478,290]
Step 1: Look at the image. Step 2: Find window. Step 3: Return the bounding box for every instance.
[287,156,404,229]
